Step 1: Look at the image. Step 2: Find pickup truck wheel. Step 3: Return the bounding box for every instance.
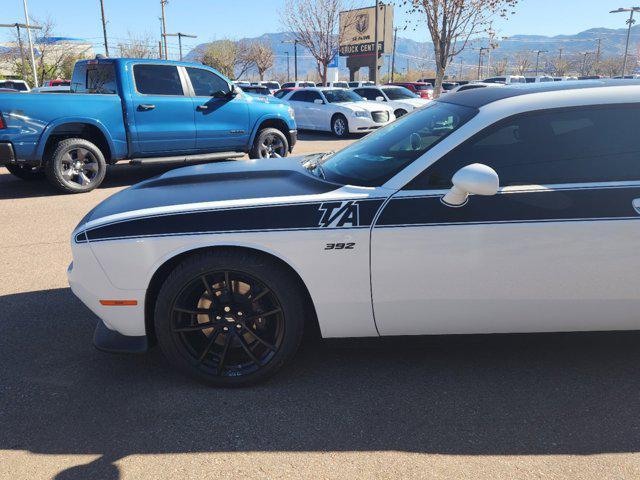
[154,250,305,387]
[5,164,45,181]
[250,128,289,159]
[45,138,106,193]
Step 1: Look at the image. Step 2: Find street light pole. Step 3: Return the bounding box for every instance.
[390,27,398,82]
[285,51,290,81]
[610,7,640,77]
[99,0,109,56]
[282,39,299,81]
[533,49,547,76]
[477,47,489,80]
[372,0,380,84]
[160,0,169,60]
[22,0,39,87]
[164,32,197,61]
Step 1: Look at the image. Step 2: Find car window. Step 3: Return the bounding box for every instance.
[186,68,229,97]
[0,81,28,91]
[282,83,295,89]
[290,90,317,102]
[313,101,477,187]
[274,90,287,98]
[71,63,117,94]
[409,104,640,189]
[134,64,183,95]
[354,88,381,101]
[348,82,359,88]
[382,87,418,100]
[323,89,362,103]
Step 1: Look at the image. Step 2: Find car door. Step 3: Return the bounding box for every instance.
[286,91,312,129]
[186,67,249,152]
[131,64,196,154]
[304,90,327,130]
[371,103,640,336]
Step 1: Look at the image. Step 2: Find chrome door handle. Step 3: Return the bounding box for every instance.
[138,104,155,111]
[196,105,209,111]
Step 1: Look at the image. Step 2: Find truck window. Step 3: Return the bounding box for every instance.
[71,63,117,94]
[134,64,184,96]
[186,68,229,97]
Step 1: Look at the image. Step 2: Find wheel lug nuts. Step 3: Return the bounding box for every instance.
[236,324,242,329]
[224,306,231,312]
[223,327,229,331]
[216,316,221,320]
[237,312,243,316]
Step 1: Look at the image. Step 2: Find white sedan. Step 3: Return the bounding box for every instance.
[281,87,395,137]
[352,85,430,117]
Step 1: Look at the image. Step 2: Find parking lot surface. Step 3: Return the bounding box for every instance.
[2,132,640,479]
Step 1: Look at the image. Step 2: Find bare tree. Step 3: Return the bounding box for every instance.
[280,0,352,84]
[117,32,155,59]
[492,57,509,75]
[251,42,275,80]
[513,51,531,75]
[402,0,519,96]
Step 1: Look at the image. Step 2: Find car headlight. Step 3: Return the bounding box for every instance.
[353,110,369,118]
[288,106,295,119]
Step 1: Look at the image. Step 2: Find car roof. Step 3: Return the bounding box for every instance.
[440,79,640,108]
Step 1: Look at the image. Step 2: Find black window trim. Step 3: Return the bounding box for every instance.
[132,63,190,97]
[403,102,640,191]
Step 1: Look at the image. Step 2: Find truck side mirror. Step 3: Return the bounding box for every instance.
[441,163,499,207]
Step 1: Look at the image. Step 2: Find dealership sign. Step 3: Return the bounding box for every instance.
[339,4,393,57]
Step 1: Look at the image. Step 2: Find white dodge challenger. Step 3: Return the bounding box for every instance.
[69,80,640,386]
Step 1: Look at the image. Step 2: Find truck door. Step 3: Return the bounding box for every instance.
[131,64,196,154]
[185,67,249,151]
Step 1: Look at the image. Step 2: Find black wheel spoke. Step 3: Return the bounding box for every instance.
[250,287,270,302]
[234,331,262,366]
[242,325,277,352]
[173,321,222,333]
[197,330,221,363]
[201,275,215,299]
[173,307,210,316]
[217,333,233,374]
[246,307,282,322]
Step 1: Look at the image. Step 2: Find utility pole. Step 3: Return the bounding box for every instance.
[581,51,591,76]
[285,51,290,81]
[390,26,398,82]
[22,0,39,87]
[610,7,640,77]
[533,49,547,76]
[477,47,489,80]
[160,0,169,60]
[595,37,602,68]
[164,32,197,61]
[282,39,299,81]
[99,0,109,56]
[372,0,380,84]
[158,41,163,59]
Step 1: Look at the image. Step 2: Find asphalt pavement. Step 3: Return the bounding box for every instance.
[1,132,640,479]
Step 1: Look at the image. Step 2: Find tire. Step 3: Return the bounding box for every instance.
[45,138,106,193]
[5,164,44,181]
[331,114,349,138]
[154,250,305,387]
[249,128,289,159]
[394,109,408,118]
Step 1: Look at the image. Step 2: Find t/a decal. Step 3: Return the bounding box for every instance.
[318,201,360,228]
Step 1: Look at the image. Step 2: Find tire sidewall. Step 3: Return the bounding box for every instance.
[45,138,106,193]
[154,251,305,387]
[249,128,289,159]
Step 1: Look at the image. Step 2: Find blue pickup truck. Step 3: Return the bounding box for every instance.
[0,58,297,193]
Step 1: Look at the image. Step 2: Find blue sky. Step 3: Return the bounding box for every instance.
[0,0,631,55]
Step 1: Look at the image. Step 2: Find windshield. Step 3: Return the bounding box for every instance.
[314,101,477,187]
[264,82,279,89]
[333,82,349,88]
[382,87,418,100]
[323,89,363,103]
[413,85,432,91]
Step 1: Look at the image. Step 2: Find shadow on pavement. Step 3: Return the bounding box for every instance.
[2,288,640,479]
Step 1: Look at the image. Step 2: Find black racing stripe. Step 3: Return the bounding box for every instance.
[84,199,386,242]
[376,186,640,227]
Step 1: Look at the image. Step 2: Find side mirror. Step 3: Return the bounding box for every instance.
[442,163,499,207]
[314,98,324,104]
[375,96,385,102]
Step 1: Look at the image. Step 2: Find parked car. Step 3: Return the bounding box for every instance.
[31,86,71,93]
[417,79,460,92]
[316,81,350,88]
[482,75,527,85]
[280,87,394,137]
[240,85,271,96]
[448,82,504,93]
[0,88,19,93]
[352,85,429,118]
[553,76,579,81]
[281,81,316,88]
[44,79,71,87]
[0,58,297,193]
[386,82,434,100]
[348,81,375,88]
[68,79,640,387]
[252,81,281,94]
[525,76,555,83]
[0,80,30,92]
[613,75,640,79]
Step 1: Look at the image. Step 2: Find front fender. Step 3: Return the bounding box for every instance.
[248,112,297,146]
[36,117,120,161]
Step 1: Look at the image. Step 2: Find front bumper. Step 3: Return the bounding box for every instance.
[94,319,148,354]
[288,129,297,152]
[348,114,395,133]
[0,142,15,166]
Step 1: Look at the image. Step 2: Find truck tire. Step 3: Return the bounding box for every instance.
[154,249,305,387]
[45,138,107,194]
[249,128,289,159]
[5,164,45,181]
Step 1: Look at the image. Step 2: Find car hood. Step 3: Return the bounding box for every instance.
[77,157,343,230]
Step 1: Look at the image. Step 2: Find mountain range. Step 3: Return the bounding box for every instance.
[185,26,640,80]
